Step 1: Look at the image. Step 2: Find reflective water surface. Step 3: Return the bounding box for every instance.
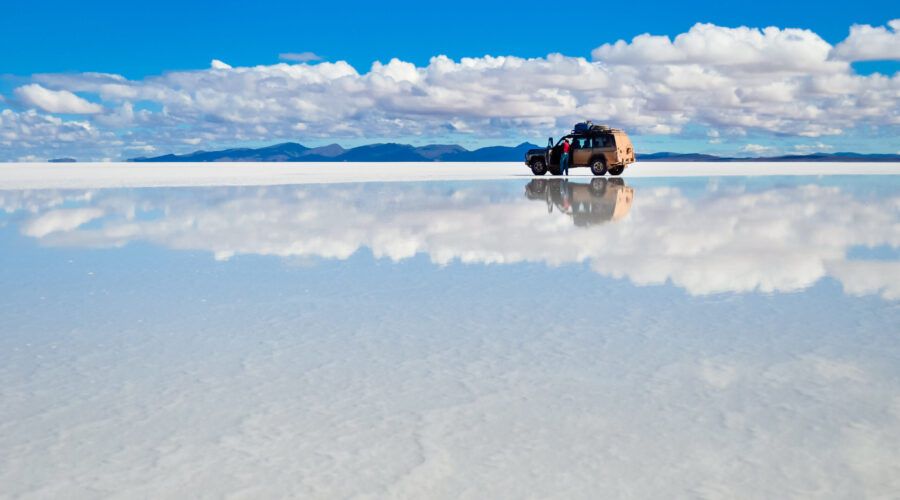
[1,176,899,498]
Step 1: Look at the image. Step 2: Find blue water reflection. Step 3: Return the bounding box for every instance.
[3,176,898,300]
[1,176,899,497]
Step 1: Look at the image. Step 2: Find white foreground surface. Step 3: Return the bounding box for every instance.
[2,161,900,189]
[2,178,899,498]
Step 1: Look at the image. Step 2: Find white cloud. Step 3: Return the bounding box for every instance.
[13,84,103,114]
[831,20,900,62]
[793,142,833,153]
[279,52,322,62]
[592,23,844,74]
[4,20,900,159]
[740,144,771,154]
[93,101,141,129]
[0,109,120,161]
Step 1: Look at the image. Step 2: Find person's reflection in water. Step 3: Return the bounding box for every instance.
[525,178,635,226]
[559,179,570,213]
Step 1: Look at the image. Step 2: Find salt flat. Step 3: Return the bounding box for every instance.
[1,176,899,498]
[2,161,900,189]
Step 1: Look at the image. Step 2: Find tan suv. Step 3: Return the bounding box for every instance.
[525,123,635,176]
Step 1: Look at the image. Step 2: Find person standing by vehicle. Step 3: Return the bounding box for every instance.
[561,138,571,176]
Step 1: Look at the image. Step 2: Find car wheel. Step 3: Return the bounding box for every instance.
[590,159,607,176]
[608,165,624,176]
[531,159,547,176]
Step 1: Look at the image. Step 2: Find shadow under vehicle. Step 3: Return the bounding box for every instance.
[525,178,635,226]
[524,123,635,177]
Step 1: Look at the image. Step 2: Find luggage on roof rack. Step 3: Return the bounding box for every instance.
[574,122,612,134]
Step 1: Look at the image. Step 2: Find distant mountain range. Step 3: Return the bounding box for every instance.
[127,142,900,163]
[129,142,541,162]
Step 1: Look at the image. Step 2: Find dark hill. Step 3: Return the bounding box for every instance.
[339,143,425,162]
[637,152,724,161]
[130,142,542,162]
[414,144,468,160]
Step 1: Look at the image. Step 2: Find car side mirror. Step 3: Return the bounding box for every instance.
[548,137,553,148]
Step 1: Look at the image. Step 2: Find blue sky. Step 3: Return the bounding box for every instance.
[1,0,899,160]
[2,0,896,77]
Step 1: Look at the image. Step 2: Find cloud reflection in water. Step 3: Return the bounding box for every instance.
[7,177,900,299]
[2,176,900,497]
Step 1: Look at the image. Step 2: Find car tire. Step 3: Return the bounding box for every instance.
[589,177,607,195]
[608,165,624,176]
[590,159,607,176]
[531,159,547,176]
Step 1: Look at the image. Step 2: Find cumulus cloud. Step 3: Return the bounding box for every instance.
[592,23,844,74]
[279,52,322,62]
[14,180,900,300]
[0,109,120,161]
[831,19,900,62]
[13,84,103,114]
[3,20,900,159]
[741,144,772,154]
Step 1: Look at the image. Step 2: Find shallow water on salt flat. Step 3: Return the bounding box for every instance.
[1,175,899,498]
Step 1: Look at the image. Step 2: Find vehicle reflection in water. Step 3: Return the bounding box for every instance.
[525,178,634,226]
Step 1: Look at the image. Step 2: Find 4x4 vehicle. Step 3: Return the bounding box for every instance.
[525,123,635,176]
